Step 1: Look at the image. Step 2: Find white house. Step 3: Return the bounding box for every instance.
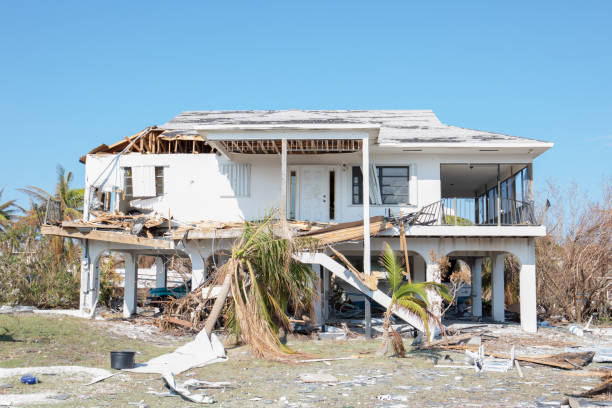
[44,110,552,334]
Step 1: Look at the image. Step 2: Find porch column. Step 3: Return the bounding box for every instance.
[280,138,287,221]
[426,261,442,317]
[310,265,322,327]
[79,239,107,317]
[123,253,138,318]
[520,238,537,333]
[491,254,506,322]
[362,137,372,338]
[471,258,483,318]
[323,266,332,321]
[153,256,167,289]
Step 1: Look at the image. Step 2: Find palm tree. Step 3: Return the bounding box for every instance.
[377,243,451,355]
[203,213,318,361]
[20,164,84,221]
[0,188,23,232]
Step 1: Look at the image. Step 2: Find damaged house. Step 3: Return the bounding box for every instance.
[42,110,553,335]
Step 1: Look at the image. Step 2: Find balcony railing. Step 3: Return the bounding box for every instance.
[407,198,536,226]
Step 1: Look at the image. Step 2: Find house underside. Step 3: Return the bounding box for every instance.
[43,110,552,336]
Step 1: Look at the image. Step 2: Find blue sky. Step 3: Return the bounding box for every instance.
[0,1,610,206]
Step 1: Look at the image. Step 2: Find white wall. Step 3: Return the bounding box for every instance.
[84,148,534,224]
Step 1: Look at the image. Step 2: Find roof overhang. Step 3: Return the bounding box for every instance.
[375,141,554,158]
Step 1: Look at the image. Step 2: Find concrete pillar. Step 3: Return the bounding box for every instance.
[426,261,442,317]
[123,253,138,318]
[519,238,538,333]
[362,138,371,338]
[153,257,167,289]
[471,258,483,317]
[323,267,331,320]
[491,254,506,322]
[311,265,323,327]
[79,239,106,316]
[185,244,208,291]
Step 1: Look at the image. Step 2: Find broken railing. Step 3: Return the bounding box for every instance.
[410,198,537,226]
[35,197,62,225]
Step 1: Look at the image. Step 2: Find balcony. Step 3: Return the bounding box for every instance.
[412,197,537,226]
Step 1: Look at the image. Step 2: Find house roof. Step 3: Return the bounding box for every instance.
[161,110,553,148]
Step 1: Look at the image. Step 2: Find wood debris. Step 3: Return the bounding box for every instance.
[300,216,391,244]
[328,246,378,290]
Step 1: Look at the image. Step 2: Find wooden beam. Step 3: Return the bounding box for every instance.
[41,225,173,249]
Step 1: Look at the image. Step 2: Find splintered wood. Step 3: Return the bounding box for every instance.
[79,127,214,163]
[300,216,391,244]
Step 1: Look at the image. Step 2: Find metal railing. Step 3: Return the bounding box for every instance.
[407,198,536,226]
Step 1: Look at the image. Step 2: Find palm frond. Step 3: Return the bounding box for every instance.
[380,242,404,293]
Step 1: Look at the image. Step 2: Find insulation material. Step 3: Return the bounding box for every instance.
[132,166,156,197]
[127,329,226,375]
[220,163,250,197]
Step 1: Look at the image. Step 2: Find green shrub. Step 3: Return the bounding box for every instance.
[0,224,80,308]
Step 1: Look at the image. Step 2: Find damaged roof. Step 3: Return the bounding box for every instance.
[161,110,553,147]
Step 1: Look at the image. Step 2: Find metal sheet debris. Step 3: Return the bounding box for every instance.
[127,329,226,375]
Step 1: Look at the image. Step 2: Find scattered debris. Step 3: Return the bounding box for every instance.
[575,376,612,398]
[569,325,585,337]
[20,375,38,384]
[127,328,226,375]
[0,366,112,383]
[0,392,67,406]
[182,379,232,390]
[298,373,338,383]
[377,394,409,402]
[162,372,215,404]
[515,360,524,378]
[85,372,117,386]
[566,347,612,363]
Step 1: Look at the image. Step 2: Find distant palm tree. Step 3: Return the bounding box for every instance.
[377,243,452,355]
[0,187,23,232]
[20,165,84,221]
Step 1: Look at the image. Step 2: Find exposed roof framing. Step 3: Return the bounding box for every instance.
[219,138,363,154]
[79,127,215,164]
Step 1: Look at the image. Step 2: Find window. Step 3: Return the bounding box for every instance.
[352,167,363,204]
[155,167,164,196]
[289,170,297,220]
[378,166,410,204]
[123,166,164,198]
[123,167,133,198]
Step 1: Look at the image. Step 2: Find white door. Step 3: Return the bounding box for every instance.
[299,167,329,222]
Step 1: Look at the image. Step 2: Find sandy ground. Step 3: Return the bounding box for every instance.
[0,312,610,407]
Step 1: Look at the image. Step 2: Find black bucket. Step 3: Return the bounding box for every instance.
[110,351,135,369]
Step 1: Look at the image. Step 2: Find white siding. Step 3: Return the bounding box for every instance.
[220,163,251,197]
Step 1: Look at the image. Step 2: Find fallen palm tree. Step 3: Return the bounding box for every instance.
[200,215,318,361]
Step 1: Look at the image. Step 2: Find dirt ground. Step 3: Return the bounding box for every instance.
[0,313,610,407]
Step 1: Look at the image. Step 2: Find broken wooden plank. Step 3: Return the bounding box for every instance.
[301,216,391,244]
[166,317,193,328]
[575,376,612,397]
[41,225,173,249]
